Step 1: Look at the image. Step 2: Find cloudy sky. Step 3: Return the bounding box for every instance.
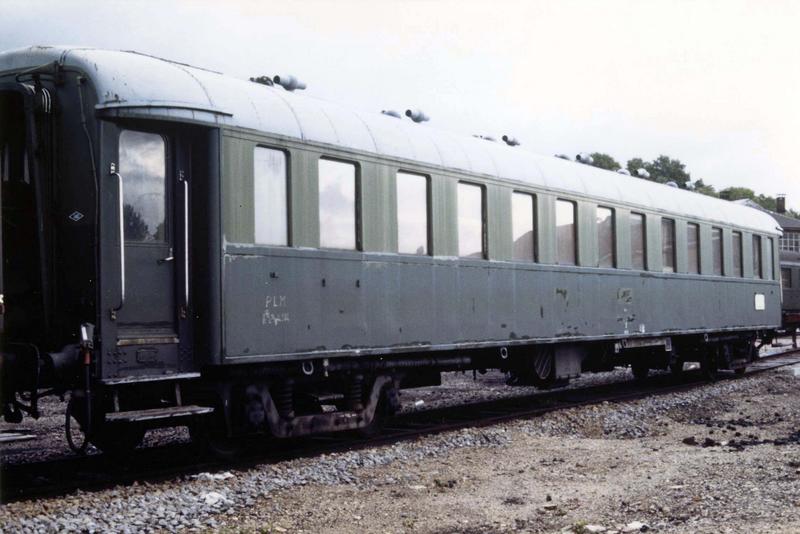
[2,0,798,211]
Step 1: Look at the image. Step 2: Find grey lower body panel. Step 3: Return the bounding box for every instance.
[221,249,781,365]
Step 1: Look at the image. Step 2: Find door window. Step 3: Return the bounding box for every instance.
[120,130,167,243]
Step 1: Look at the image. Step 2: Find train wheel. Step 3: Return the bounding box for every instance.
[91,423,146,456]
[701,351,719,381]
[189,416,244,461]
[631,361,649,380]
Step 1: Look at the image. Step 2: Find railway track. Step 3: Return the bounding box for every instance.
[2,347,799,503]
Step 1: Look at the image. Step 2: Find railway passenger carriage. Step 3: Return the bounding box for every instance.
[0,46,782,453]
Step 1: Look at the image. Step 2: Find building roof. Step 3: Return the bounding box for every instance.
[733,199,800,231]
[0,45,782,235]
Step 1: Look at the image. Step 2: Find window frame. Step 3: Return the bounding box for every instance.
[253,145,291,247]
[630,212,647,271]
[596,205,616,268]
[711,226,724,276]
[732,231,743,277]
[511,191,537,262]
[317,157,361,251]
[395,170,431,256]
[555,198,578,266]
[456,181,487,259]
[753,234,763,279]
[686,222,700,275]
[661,217,676,273]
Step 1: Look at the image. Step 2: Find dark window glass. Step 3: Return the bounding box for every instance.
[396,172,429,255]
[687,223,700,274]
[661,218,676,273]
[765,238,774,280]
[732,231,743,277]
[457,182,484,258]
[254,147,288,246]
[119,130,166,242]
[712,227,723,276]
[597,207,615,268]
[512,192,535,262]
[753,234,763,279]
[319,159,357,250]
[631,212,646,270]
[556,199,577,266]
[782,268,793,288]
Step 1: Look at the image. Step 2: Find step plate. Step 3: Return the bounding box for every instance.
[105,405,213,423]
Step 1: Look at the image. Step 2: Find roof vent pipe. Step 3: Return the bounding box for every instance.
[576,153,594,164]
[666,181,678,188]
[617,169,631,175]
[405,109,429,123]
[273,75,306,91]
[381,110,402,118]
[473,135,496,142]
[636,168,650,179]
[502,135,520,146]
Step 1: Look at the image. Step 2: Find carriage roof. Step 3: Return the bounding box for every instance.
[0,45,781,235]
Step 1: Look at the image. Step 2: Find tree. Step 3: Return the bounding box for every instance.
[588,152,621,171]
[646,155,691,188]
[624,155,690,188]
[690,179,718,197]
[718,187,757,202]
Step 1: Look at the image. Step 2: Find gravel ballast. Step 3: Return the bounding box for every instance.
[2,355,800,533]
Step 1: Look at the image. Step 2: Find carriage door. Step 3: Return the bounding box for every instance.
[111,128,190,376]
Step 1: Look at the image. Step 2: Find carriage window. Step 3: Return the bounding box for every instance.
[254,147,288,246]
[687,223,700,274]
[319,159,357,250]
[457,182,485,258]
[119,130,166,242]
[712,227,723,276]
[396,172,429,255]
[661,218,676,273]
[512,192,535,262]
[752,234,763,279]
[630,212,646,270]
[597,206,615,268]
[765,237,774,280]
[556,199,577,266]
[732,231,743,277]
[783,268,793,288]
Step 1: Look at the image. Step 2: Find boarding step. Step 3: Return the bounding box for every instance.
[0,431,37,444]
[105,405,213,423]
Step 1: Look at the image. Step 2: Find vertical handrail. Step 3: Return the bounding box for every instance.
[110,165,125,310]
[182,177,189,305]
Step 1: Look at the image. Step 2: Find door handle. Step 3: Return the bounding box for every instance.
[158,248,174,264]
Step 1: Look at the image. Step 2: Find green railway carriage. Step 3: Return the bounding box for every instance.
[0,46,782,452]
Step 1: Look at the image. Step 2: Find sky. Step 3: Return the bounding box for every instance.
[2,0,798,211]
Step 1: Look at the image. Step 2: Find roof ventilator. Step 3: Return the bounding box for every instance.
[502,135,520,146]
[405,109,429,123]
[249,75,274,86]
[576,153,594,164]
[473,134,496,142]
[273,75,306,91]
[381,110,402,118]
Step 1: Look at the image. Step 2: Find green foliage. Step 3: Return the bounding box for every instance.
[690,179,718,197]
[625,155,690,187]
[588,152,621,171]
